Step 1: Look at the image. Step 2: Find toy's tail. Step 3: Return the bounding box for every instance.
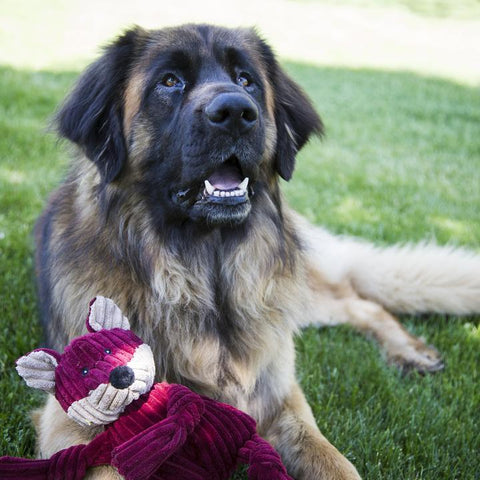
[239,433,293,480]
[0,445,89,480]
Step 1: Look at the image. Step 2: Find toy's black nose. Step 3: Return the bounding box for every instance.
[109,366,135,389]
[205,93,258,136]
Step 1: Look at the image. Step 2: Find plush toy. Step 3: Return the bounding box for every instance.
[0,297,292,480]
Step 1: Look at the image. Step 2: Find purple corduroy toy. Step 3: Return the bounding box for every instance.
[0,297,292,480]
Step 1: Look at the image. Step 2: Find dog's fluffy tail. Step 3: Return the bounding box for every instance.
[294,213,480,315]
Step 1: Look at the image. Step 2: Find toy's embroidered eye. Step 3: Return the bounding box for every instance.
[81,367,89,376]
[104,348,111,354]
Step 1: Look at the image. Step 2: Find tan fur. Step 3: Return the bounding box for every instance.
[303,265,443,371]
[34,396,102,458]
[123,72,146,135]
[264,383,360,480]
[34,399,122,479]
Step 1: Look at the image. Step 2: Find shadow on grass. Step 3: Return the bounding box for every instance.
[0,63,479,478]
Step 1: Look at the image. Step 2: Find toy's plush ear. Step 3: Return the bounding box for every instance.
[86,296,131,332]
[16,349,61,394]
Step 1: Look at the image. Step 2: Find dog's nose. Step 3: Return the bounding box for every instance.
[205,93,258,135]
[109,366,135,389]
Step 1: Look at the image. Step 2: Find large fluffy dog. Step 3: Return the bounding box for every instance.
[34,25,480,479]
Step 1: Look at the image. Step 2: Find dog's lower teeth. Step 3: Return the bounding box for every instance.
[203,177,249,199]
[203,186,247,199]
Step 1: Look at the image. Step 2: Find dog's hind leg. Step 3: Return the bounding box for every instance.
[304,270,444,373]
[291,210,478,372]
[324,294,443,373]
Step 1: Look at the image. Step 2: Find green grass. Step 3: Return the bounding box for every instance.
[0,67,74,455]
[283,65,480,245]
[1,61,479,479]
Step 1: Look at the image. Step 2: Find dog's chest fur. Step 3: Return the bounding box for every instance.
[137,217,302,424]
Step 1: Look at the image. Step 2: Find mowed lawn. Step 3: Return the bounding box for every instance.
[1,44,479,480]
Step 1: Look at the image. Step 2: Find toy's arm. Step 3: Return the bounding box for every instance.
[239,433,294,480]
[0,444,89,480]
[112,384,205,480]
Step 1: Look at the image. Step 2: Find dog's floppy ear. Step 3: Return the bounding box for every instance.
[259,40,324,181]
[56,27,145,184]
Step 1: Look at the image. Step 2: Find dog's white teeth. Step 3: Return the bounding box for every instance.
[204,180,215,195]
[204,177,249,198]
[238,177,249,193]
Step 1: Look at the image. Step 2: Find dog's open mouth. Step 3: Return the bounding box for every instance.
[173,157,254,226]
[202,160,249,206]
[175,157,252,207]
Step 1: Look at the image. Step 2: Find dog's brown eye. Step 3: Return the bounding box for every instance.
[162,74,181,88]
[237,73,252,88]
[81,367,89,376]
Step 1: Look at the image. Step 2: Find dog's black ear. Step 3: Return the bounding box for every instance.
[56,27,145,183]
[259,40,324,181]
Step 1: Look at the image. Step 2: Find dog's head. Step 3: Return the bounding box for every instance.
[57,25,323,228]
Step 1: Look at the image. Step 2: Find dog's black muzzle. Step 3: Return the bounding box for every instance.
[205,92,259,137]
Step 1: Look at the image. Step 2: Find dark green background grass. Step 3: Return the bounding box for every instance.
[0,62,479,478]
